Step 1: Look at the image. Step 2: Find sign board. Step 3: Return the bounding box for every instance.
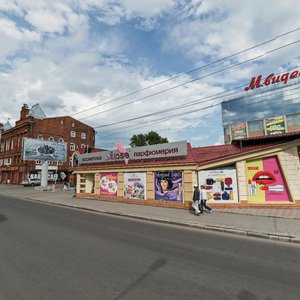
[231,122,247,140]
[23,138,67,161]
[265,116,286,135]
[78,141,187,165]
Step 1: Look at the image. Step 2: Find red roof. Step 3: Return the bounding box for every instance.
[73,132,300,169]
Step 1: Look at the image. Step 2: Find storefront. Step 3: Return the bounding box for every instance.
[73,134,300,208]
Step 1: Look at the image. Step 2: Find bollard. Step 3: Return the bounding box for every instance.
[52,184,56,192]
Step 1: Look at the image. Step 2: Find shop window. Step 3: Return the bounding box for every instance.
[37,135,43,140]
[286,113,300,126]
[59,138,64,143]
[223,126,230,135]
[49,137,54,141]
[248,120,263,132]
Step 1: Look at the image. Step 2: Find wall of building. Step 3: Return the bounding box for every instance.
[74,143,300,208]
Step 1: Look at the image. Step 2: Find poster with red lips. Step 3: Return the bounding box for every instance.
[246,156,289,202]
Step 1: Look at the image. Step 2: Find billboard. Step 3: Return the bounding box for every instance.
[265,116,286,135]
[23,138,67,161]
[154,171,183,202]
[198,169,239,203]
[231,123,247,140]
[100,173,118,197]
[246,156,289,202]
[124,172,146,200]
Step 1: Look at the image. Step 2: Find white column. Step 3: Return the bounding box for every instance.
[41,161,48,188]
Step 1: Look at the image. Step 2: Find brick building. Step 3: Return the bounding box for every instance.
[0,104,95,184]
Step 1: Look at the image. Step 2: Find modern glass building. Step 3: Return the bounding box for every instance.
[222,81,300,143]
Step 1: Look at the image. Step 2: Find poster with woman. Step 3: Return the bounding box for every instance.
[100,172,118,197]
[124,172,146,200]
[154,171,183,202]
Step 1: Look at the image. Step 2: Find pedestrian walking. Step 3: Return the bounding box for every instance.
[192,185,202,215]
[63,180,68,191]
[200,185,213,213]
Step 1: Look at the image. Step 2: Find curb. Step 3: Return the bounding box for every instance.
[17,196,300,244]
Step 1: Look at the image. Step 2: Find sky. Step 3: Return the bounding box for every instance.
[1,0,300,149]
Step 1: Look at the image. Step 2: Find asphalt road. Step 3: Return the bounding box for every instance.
[1,196,299,300]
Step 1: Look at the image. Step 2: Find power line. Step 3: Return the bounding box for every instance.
[79,38,300,122]
[71,27,300,118]
[98,88,300,141]
[92,63,300,130]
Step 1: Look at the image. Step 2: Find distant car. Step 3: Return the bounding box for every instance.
[22,178,41,187]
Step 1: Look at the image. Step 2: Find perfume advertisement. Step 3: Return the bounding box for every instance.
[246,156,289,202]
[198,169,239,203]
[124,172,146,200]
[100,172,118,197]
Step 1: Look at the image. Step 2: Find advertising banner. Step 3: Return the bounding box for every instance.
[78,141,187,165]
[124,172,146,200]
[246,156,289,202]
[100,173,118,197]
[23,138,67,161]
[198,169,239,203]
[265,116,286,135]
[154,171,183,202]
[231,123,247,140]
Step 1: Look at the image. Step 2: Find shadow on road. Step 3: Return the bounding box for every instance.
[0,213,7,222]
[114,258,167,300]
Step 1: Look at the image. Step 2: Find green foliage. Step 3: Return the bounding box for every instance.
[129,131,168,147]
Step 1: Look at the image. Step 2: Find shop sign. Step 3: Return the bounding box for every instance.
[265,116,286,135]
[78,141,187,165]
[244,70,300,91]
[231,122,247,140]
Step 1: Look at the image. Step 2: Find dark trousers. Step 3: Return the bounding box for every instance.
[200,199,212,212]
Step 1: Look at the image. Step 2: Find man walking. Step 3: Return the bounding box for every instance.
[192,185,202,215]
[200,185,213,213]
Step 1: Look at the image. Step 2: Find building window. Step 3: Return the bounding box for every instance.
[81,132,86,139]
[60,119,64,125]
[36,160,42,165]
[286,113,300,126]
[59,138,64,143]
[72,122,75,128]
[81,144,85,148]
[37,135,43,140]
[5,141,10,151]
[70,143,75,151]
[49,137,54,141]
[70,131,76,138]
[248,120,264,132]
[224,126,230,135]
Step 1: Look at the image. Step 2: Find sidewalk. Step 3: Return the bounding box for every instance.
[1,184,300,244]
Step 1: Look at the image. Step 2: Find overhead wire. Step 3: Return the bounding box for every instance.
[71,27,300,118]
[97,78,300,139]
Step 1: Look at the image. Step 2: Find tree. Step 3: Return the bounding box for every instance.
[129,134,147,147]
[129,131,168,147]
